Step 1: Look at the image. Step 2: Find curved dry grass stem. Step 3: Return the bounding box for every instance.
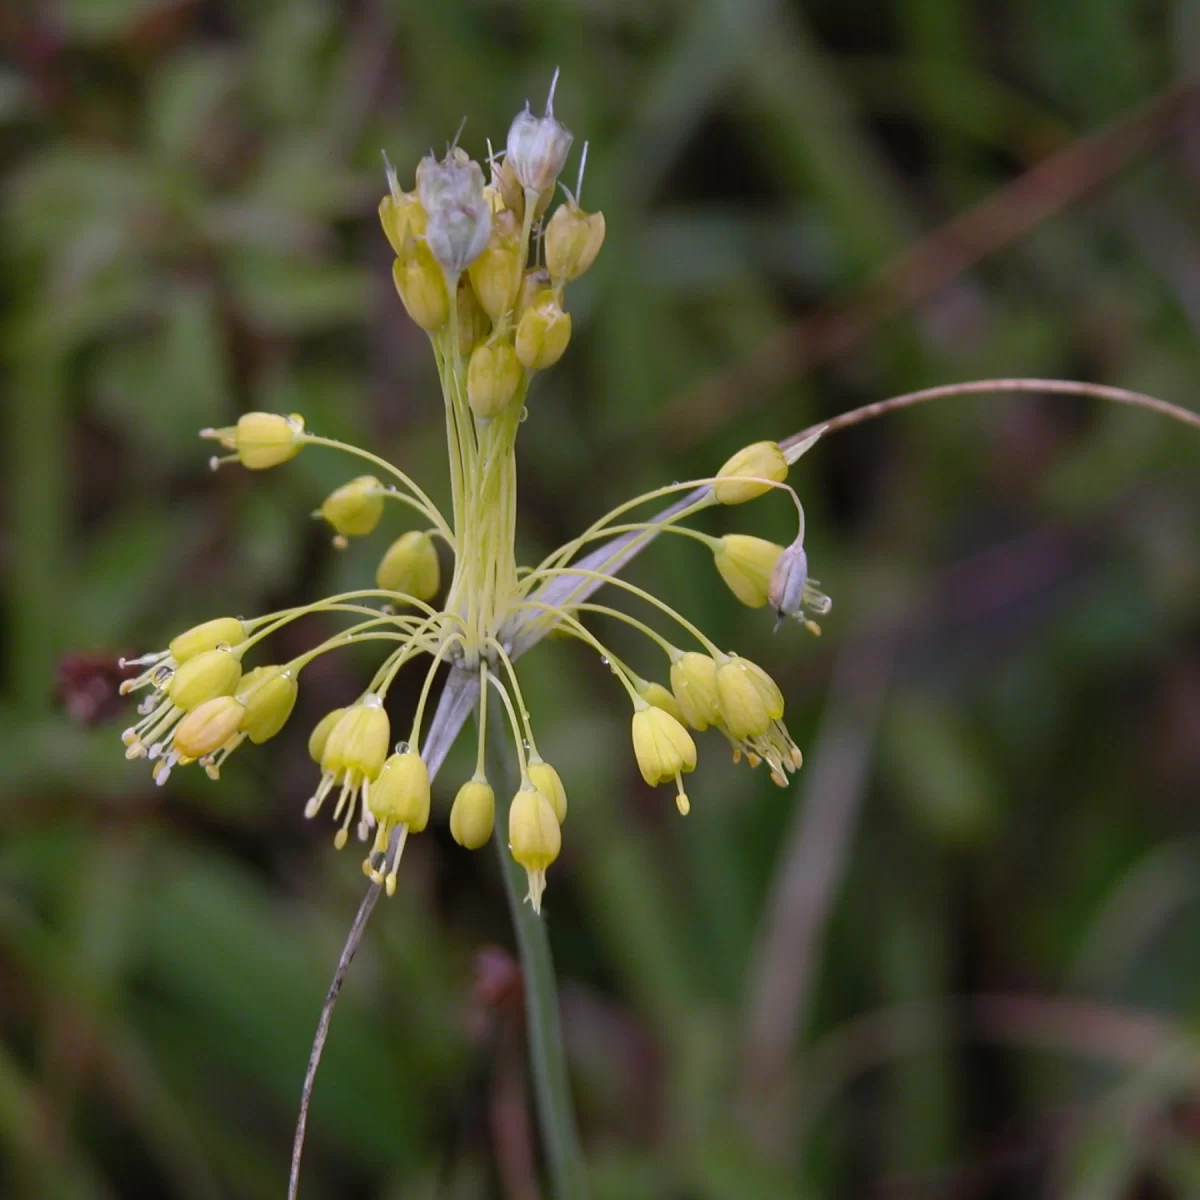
[784,377,1200,450]
[288,884,381,1200]
[289,376,1198,1196]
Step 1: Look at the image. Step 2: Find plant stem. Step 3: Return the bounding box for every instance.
[487,702,589,1200]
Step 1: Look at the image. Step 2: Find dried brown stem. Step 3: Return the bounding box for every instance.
[783,377,1200,450]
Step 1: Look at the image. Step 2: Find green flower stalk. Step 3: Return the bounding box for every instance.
[118,76,829,916]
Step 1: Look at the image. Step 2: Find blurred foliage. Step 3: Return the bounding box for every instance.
[2,1,1199,1197]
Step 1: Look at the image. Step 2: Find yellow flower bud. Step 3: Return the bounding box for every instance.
[322,697,390,782]
[392,242,450,332]
[456,276,490,356]
[168,617,246,664]
[467,339,523,419]
[516,268,550,317]
[714,441,788,505]
[669,652,721,732]
[236,666,297,744]
[713,535,784,608]
[450,778,496,849]
[545,202,605,282]
[715,656,784,740]
[233,412,305,470]
[636,678,683,723]
[528,759,567,824]
[376,531,440,601]
[308,707,346,765]
[378,189,426,256]
[168,648,242,711]
[173,695,245,760]
[320,475,384,537]
[367,751,430,833]
[508,784,561,914]
[467,209,521,319]
[631,706,697,786]
[515,291,571,371]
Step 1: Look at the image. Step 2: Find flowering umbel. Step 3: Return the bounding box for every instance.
[118,77,829,914]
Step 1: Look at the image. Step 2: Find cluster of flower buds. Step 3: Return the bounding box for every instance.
[119,617,298,785]
[120,77,831,917]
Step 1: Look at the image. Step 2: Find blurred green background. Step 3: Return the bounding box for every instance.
[2,1,1199,1196]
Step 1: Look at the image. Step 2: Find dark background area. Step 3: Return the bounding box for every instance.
[1,1,1199,1197]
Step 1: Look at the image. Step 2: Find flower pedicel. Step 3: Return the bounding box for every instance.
[118,73,830,913]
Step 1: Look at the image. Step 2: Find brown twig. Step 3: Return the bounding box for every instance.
[660,83,1200,448]
[784,377,1200,451]
[288,884,381,1200]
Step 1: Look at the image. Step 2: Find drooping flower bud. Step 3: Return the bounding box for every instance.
[467,339,523,419]
[393,241,450,332]
[173,695,245,760]
[713,535,784,608]
[467,208,522,319]
[320,475,384,538]
[363,749,429,894]
[168,617,246,665]
[714,441,788,505]
[508,784,562,914]
[715,656,784,740]
[635,677,683,723]
[368,750,430,833]
[416,148,492,277]
[515,291,571,370]
[236,665,297,744]
[309,696,390,849]
[308,707,346,765]
[450,778,496,849]
[545,201,605,282]
[669,652,721,732]
[528,759,567,824]
[631,706,697,786]
[168,648,242,711]
[200,412,306,471]
[375,531,441,601]
[322,698,390,785]
[378,187,426,256]
[505,71,574,198]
